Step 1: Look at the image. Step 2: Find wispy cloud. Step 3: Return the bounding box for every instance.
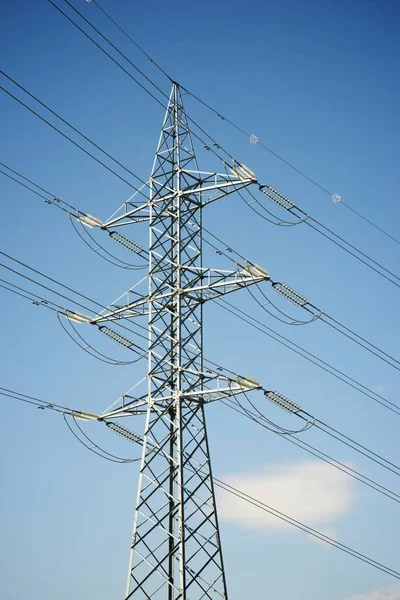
[343,585,400,600]
[217,460,356,533]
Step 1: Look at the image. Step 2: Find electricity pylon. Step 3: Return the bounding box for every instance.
[96,83,269,599]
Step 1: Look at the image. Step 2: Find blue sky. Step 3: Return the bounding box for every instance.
[1,0,400,599]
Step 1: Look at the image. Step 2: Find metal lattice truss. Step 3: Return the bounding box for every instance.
[103,172,255,229]
[92,265,267,324]
[90,85,266,600]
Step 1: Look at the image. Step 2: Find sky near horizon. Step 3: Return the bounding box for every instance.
[1,1,400,599]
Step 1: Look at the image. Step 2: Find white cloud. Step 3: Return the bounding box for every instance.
[343,585,400,600]
[217,460,356,532]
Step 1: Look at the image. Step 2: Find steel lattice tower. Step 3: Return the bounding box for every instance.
[96,83,269,599]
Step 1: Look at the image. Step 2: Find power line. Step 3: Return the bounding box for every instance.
[0,162,147,270]
[4,379,400,515]
[223,397,400,505]
[247,387,400,478]
[1,387,142,462]
[65,388,400,580]
[88,0,400,247]
[246,283,400,372]
[5,256,399,481]
[47,0,235,167]
[0,387,72,414]
[0,82,145,194]
[201,218,400,373]
[3,162,399,417]
[0,277,144,366]
[62,398,400,579]
[0,252,150,348]
[69,216,146,271]
[0,71,156,208]
[56,311,142,366]
[242,186,400,290]
[4,19,398,592]
[0,277,74,313]
[212,475,400,580]
[0,161,56,197]
[0,162,89,217]
[0,251,246,387]
[311,420,400,477]
[8,254,396,485]
[3,64,398,550]
[34,0,400,301]
[246,277,400,373]
[91,0,172,82]
[0,165,252,379]
[3,57,397,303]
[68,404,400,580]
[215,298,400,417]
[0,62,223,211]
[6,247,398,483]
[0,168,53,203]
[5,382,398,582]
[63,412,140,463]
[3,161,399,416]
[7,377,400,511]
[52,0,170,105]
[250,283,318,327]
[42,0,400,300]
